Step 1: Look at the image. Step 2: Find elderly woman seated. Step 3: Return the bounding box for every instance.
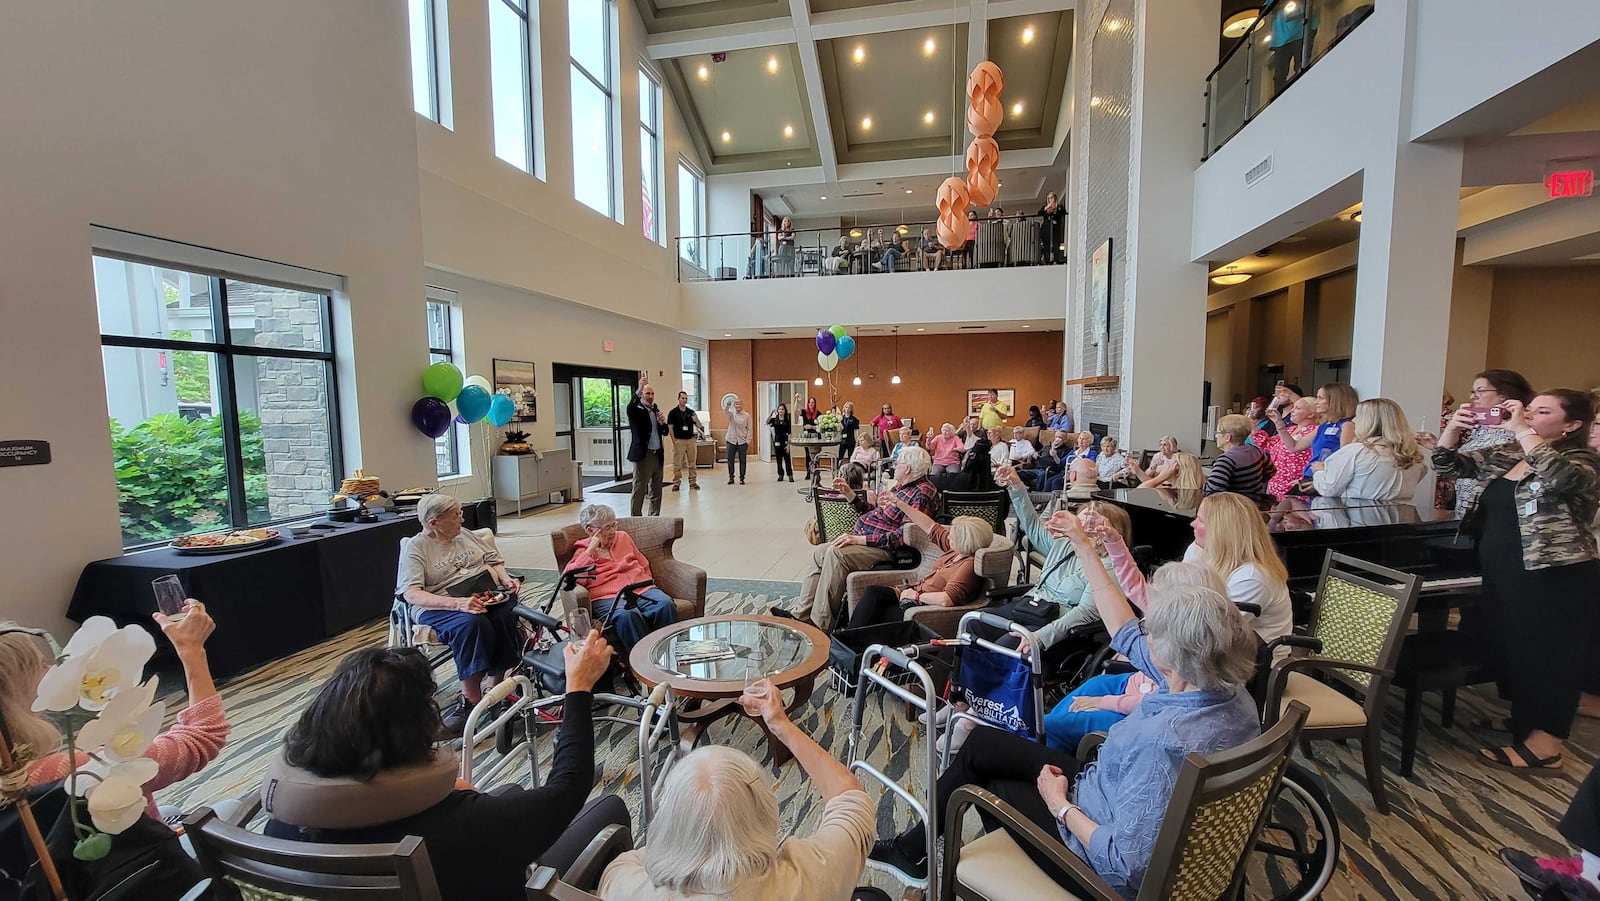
[561,504,678,652]
[263,638,627,901]
[600,678,874,898]
[869,511,1260,894]
[845,512,995,629]
[398,494,524,727]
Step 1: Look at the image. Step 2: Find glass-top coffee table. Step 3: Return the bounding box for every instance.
[629,614,830,765]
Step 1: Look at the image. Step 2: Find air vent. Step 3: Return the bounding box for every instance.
[958,325,986,330]
[759,331,786,336]
[843,190,884,198]
[1245,154,1273,187]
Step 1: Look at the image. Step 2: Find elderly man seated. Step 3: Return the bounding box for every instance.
[821,234,851,274]
[398,494,525,728]
[560,505,678,652]
[779,447,939,631]
[1008,426,1039,468]
[1065,456,1102,499]
[600,678,873,898]
[1022,430,1072,491]
[918,227,945,270]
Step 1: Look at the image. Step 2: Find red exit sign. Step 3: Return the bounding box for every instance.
[1546,169,1595,198]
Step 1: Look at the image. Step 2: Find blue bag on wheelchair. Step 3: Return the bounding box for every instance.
[953,647,1038,741]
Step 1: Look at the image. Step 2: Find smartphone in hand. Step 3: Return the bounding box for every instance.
[1464,405,1506,426]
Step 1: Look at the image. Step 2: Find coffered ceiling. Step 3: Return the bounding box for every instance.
[639,0,1077,195]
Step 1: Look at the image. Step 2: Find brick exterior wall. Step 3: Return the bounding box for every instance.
[234,285,334,518]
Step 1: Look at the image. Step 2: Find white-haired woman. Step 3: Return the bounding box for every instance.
[1310,397,1428,501]
[1125,435,1179,484]
[869,511,1260,894]
[927,422,965,475]
[397,494,524,727]
[600,680,874,898]
[561,505,679,652]
[845,514,995,629]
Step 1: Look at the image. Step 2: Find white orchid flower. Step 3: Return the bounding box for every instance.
[33,618,155,712]
[71,757,158,799]
[84,774,151,835]
[75,677,163,761]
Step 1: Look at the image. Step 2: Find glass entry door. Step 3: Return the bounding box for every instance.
[575,375,633,481]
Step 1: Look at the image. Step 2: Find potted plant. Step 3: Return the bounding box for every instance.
[499,429,532,455]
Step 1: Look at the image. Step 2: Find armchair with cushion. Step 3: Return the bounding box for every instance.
[549,517,707,621]
[844,523,1014,637]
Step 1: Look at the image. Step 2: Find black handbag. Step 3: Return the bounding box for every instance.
[22,791,208,901]
[1005,596,1061,630]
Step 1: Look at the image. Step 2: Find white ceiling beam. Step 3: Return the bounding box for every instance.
[833,146,1057,181]
[966,0,988,70]
[644,19,797,60]
[788,0,839,181]
[809,0,970,41]
[1461,192,1600,265]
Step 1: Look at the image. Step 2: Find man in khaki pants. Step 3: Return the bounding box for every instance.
[666,391,705,491]
[775,448,939,630]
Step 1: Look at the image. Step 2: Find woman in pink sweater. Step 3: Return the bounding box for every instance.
[562,505,678,652]
[926,422,966,474]
[6,601,229,821]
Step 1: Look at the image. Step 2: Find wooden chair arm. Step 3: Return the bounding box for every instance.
[940,785,1119,901]
[1263,656,1391,726]
[559,823,632,891]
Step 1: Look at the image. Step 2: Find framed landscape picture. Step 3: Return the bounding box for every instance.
[493,359,537,422]
[966,389,1016,417]
[1090,238,1112,374]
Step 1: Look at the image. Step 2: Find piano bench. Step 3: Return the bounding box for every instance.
[1393,631,1496,777]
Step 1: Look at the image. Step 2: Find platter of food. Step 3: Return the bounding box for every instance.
[470,589,512,607]
[170,528,281,555]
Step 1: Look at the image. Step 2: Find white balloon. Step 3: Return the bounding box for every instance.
[817,350,839,372]
[464,375,492,393]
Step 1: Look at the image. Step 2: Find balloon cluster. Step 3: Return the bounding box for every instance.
[936,61,1005,249]
[411,362,516,438]
[815,325,855,373]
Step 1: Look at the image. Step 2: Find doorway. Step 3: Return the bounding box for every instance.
[756,380,808,463]
[553,363,640,485]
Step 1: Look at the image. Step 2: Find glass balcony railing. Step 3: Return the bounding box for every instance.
[675,214,1068,283]
[1203,0,1375,159]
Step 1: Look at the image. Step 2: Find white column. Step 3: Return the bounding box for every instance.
[1119,0,1218,451]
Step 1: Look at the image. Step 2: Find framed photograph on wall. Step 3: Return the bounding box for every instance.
[1090,238,1112,375]
[493,359,537,422]
[966,389,1016,418]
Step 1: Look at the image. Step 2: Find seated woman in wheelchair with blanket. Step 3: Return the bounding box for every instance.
[869,510,1261,897]
[560,504,678,652]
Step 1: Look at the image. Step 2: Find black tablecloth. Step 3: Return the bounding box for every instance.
[68,514,422,678]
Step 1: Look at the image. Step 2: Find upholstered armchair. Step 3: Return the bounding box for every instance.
[549,516,707,621]
[843,523,1014,637]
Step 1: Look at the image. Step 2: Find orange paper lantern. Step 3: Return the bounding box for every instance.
[966,60,1005,138]
[937,176,970,249]
[965,137,1000,206]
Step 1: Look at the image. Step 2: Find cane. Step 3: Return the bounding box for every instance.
[0,709,67,900]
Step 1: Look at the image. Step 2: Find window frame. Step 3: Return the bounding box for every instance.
[426,291,469,479]
[677,159,706,266]
[93,247,344,550]
[569,0,620,220]
[680,346,704,412]
[639,65,663,244]
[490,0,540,175]
[408,0,444,123]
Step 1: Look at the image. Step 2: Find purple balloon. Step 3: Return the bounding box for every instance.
[411,397,452,439]
[816,329,836,355]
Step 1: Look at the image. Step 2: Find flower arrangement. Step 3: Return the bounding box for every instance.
[29,617,164,860]
[816,411,843,436]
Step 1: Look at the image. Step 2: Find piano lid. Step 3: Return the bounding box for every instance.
[1098,488,1458,533]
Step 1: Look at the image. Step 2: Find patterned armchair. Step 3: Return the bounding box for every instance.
[843,523,1014,637]
[940,703,1309,900]
[813,491,862,543]
[1264,552,1420,814]
[549,516,707,621]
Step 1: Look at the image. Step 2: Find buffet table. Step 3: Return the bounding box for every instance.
[68,513,423,678]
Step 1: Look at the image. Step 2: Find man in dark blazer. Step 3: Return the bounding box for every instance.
[626,381,669,516]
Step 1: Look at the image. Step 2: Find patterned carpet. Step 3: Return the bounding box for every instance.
[151,571,1593,901]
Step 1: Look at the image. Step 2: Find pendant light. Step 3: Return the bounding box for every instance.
[852,350,862,386]
[890,326,902,385]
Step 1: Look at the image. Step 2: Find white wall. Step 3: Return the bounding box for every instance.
[0,0,431,634]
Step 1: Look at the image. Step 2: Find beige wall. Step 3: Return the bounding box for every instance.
[1204,312,1233,412]
[1444,241,1495,398]
[1312,270,1356,360]
[1486,267,1600,391]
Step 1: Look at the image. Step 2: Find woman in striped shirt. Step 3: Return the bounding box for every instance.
[1205,414,1271,495]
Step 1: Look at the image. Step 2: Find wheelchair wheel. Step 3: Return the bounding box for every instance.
[1249,761,1339,901]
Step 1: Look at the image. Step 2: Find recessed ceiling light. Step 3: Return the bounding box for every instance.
[923,37,936,55]
[1022,25,1035,43]
[853,45,865,63]
[861,116,872,130]
[916,327,925,331]
[1089,96,1102,108]
[1011,101,1024,116]
[820,195,828,200]
[1023,324,1031,328]
[767,56,779,73]
[904,188,914,194]
[721,130,731,142]
[723,333,732,337]
[783,124,794,137]
[1222,11,1258,38]
[697,65,709,80]
[923,110,935,124]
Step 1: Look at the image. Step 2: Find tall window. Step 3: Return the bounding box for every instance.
[407,0,448,123]
[94,255,340,549]
[680,347,703,411]
[639,67,663,243]
[426,295,466,478]
[677,161,705,265]
[570,0,617,218]
[490,0,536,172]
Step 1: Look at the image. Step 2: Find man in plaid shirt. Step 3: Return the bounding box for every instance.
[783,447,940,630]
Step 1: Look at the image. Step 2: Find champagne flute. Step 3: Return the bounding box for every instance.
[567,607,592,651]
[151,575,189,621]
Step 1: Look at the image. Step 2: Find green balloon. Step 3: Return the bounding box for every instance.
[422,362,464,402]
[830,325,848,339]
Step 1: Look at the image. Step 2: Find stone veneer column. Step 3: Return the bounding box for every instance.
[234,285,335,517]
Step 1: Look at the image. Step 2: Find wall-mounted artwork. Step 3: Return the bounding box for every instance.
[493,359,537,422]
[966,389,1016,418]
[1090,238,1112,375]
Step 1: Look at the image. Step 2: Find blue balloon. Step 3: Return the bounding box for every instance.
[456,385,491,423]
[487,393,516,427]
[816,329,836,355]
[835,334,856,360]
